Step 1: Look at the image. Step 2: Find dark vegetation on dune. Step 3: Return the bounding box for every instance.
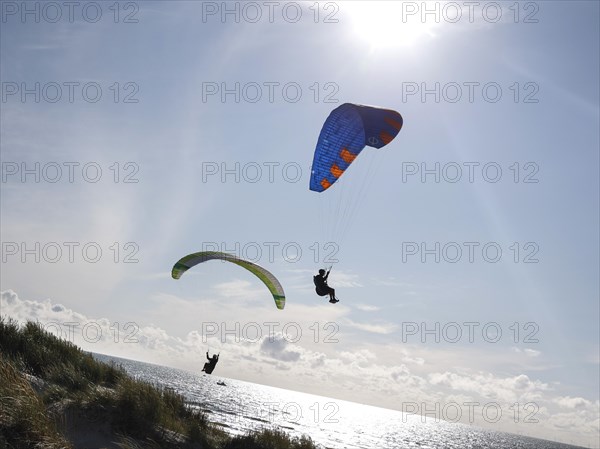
[0,317,318,449]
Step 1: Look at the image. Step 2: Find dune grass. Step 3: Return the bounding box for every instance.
[223,428,318,449]
[0,317,318,449]
[0,317,123,390]
[0,353,72,449]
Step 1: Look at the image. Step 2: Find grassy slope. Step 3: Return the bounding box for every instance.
[0,317,318,449]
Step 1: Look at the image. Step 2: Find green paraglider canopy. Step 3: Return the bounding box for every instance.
[172,251,286,310]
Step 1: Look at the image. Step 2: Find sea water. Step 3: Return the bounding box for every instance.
[93,353,587,449]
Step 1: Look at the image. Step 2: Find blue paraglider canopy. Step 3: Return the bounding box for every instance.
[309,103,403,193]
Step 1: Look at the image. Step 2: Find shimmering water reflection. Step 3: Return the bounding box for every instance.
[93,354,586,449]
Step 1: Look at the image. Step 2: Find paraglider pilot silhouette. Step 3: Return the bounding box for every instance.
[314,268,339,303]
[202,351,219,374]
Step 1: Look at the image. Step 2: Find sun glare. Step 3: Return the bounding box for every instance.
[344,2,438,49]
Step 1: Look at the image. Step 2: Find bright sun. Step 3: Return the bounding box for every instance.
[343,2,438,49]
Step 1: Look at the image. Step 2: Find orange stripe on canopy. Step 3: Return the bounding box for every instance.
[385,117,402,130]
[321,178,331,190]
[340,148,357,164]
[330,164,344,179]
[380,131,394,145]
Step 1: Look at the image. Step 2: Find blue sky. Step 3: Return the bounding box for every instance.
[1,1,599,447]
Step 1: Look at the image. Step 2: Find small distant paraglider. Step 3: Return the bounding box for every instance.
[202,351,219,375]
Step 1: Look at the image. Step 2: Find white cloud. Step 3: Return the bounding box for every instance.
[343,318,398,335]
[554,396,594,410]
[428,371,550,403]
[260,335,302,362]
[512,347,542,357]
